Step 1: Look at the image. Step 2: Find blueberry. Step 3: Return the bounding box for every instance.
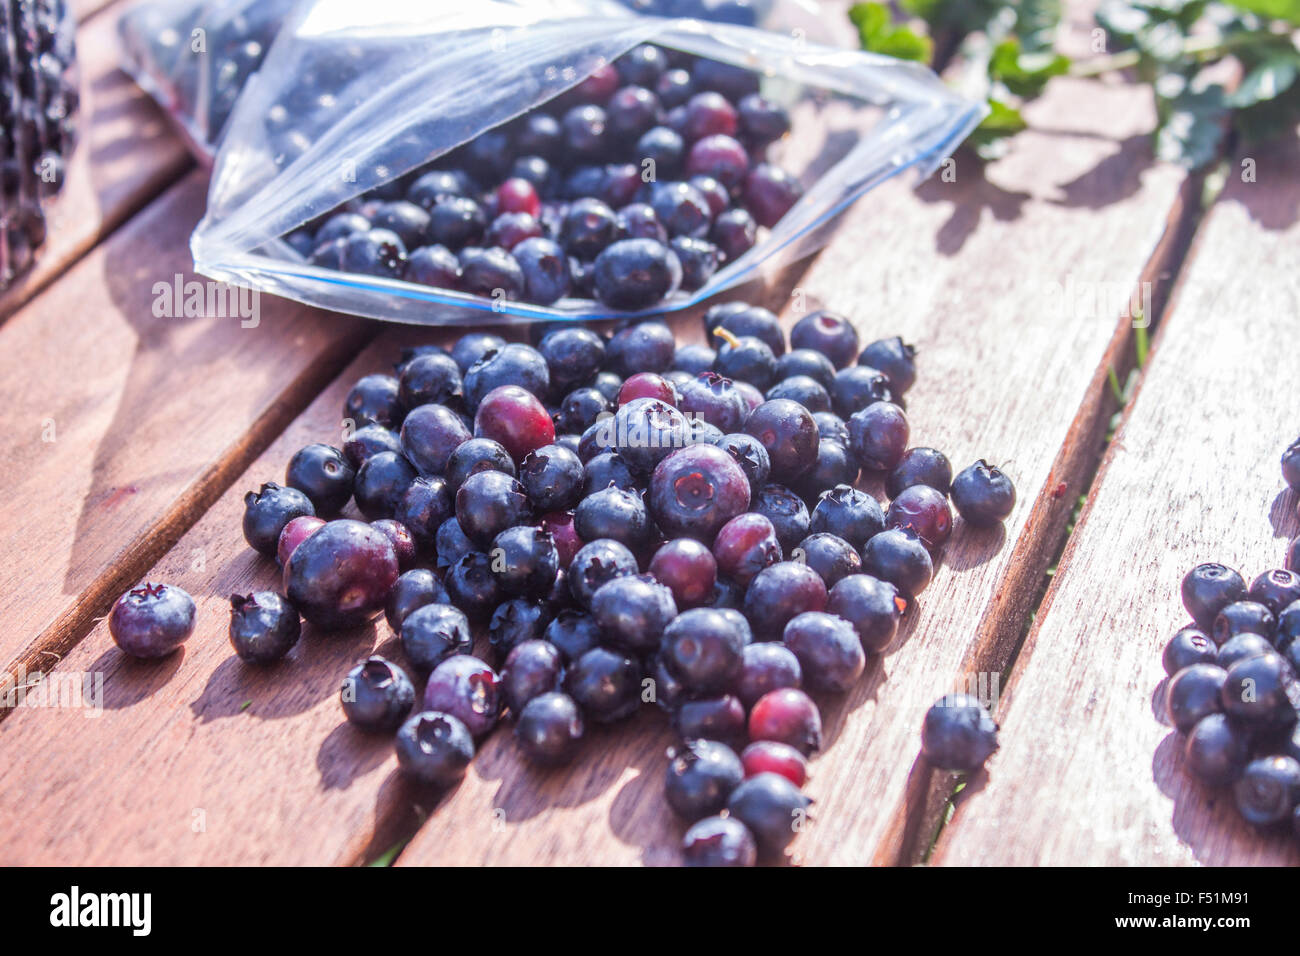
[713,512,783,585]
[951,460,1016,527]
[408,170,468,208]
[314,212,370,245]
[606,320,676,377]
[243,482,315,556]
[886,447,952,498]
[369,200,431,249]
[714,432,771,489]
[445,438,516,493]
[681,814,757,867]
[487,599,555,665]
[660,607,748,694]
[285,519,400,630]
[353,451,418,521]
[656,68,695,108]
[385,568,451,632]
[682,91,738,139]
[809,484,884,549]
[592,238,682,311]
[887,484,954,550]
[1183,713,1251,786]
[109,583,197,659]
[428,196,487,248]
[1277,601,1300,650]
[536,330,605,395]
[1212,600,1276,646]
[444,551,505,624]
[795,532,863,588]
[591,574,678,654]
[715,335,777,390]
[565,647,641,723]
[464,343,551,411]
[742,162,802,227]
[422,654,501,738]
[790,310,858,369]
[519,444,584,512]
[575,484,652,549]
[398,352,463,409]
[1162,626,1216,675]
[1220,652,1297,726]
[744,399,818,484]
[674,694,747,747]
[451,332,506,374]
[725,772,811,857]
[637,126,686,178]
[1182,563,1248,632]
[847,401,909,473]
[459,247,525,300]
[1234,756,1300,826]
[487,212,543,251]
[568,539,639,608]
[1282,437,1300,491]
[665,739,744,821]
[649,538,718,609]
[1164,663,1227,732]
[583,450,637,496]
[740,563,827,644]
[340,228,406,277]
[400,603,471,673]
[394,476,453,552]
[673,343,719,376]
[766,375,831,413]
[455,470,532,548]
[490,526,560,598]
[617,44,668,87]
[686,134,750,189]
[435,516,475,572]
[400,403,472,476]
[751,484,811,556]
[813,412,849,446]
[556,387,611,435]
[344,374,405,430]
[861,526,932,599]
[342,424,403,470]
[515,691,585,766]
[544,610,604,664]
[650,181,712,240]
[710,207,757,261]
[671,236,720,290]
[228,591,300,664]
[607,398,691,475]
[704,302,784,356]
[1217,633,1274,669]
[831,366,892,420]
[737,93,790,146]
[648,444,751,542]
[341,656,415,731]
[782,611,865,693]
[1249,569,1300,615]
[921,693,999,771]
[501,639,565,714]
[395,711,475,786]
[858,336,918,395]
[736,642,803,708]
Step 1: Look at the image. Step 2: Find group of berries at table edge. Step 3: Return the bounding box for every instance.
[283,43,805,311]
[108,304,1012,865]
[1161,439,1300,837]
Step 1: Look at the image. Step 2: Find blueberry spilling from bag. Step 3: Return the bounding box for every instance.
[284,44,802,312]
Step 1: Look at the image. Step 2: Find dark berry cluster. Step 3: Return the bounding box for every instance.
[282,43,802,312]
[0,0,79,287]
[1156,443,1300,834]
[111,303,1016,863]
[119,0,285,149]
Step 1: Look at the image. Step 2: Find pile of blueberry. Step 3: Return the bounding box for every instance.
[283,43,804,312]
[1,0,78,288]
[1158,443,1300,835]
[118,0,286,149]
[110,303,1016,864]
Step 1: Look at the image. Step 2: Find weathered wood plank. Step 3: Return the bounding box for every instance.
[396,66,1193,866]
[0,171,372,688]
[0,7,194,321]
[934,135,1300,867]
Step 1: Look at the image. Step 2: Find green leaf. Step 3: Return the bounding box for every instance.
[1222,0,1300,25]
[1228,50,1300,106]
[965,98,1029,159]
[1155,86,1229,168]
[989,37,1071,96]
[849,2,934,63]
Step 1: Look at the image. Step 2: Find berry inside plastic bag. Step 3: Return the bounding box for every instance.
[191,0,984,325]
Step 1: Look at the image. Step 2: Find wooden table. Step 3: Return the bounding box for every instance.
[1,0,1296,866]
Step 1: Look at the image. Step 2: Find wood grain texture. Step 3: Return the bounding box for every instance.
[0,7,194,321]
[0,268,809,864]
[934,135,1300,867]
[396,70,1192,867]
[0,172,372,690]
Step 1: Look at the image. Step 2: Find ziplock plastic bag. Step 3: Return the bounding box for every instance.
[117,0,296,160]
[192,0,983,325]
[1,0,79,289]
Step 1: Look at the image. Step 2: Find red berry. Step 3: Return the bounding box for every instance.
[474,385,556,463]
[741,741,809,787]
[541,511,582,568]
[712,512,781,586]
[748,687,823,756]
[886,484,953,549]
[496,177,541,217]
[618,372,678,406]
[277,514,325,568]
[649,538,718,608]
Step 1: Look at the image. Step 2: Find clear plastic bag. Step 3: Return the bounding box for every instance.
[1,0,79,289]
[117,0,296,160]
[191,0,983,325]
